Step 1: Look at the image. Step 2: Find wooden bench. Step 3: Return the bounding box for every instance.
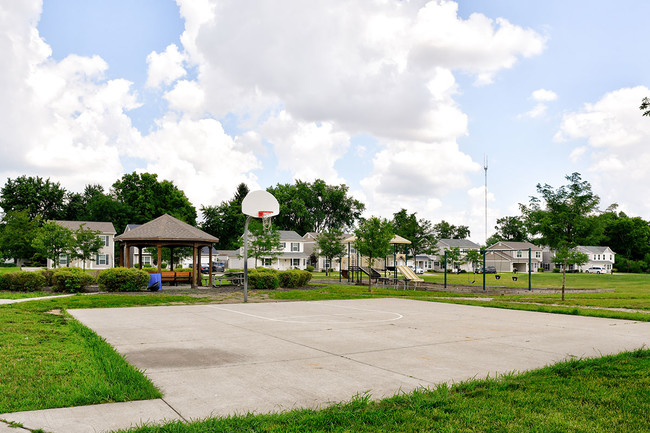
[160,271,193,286]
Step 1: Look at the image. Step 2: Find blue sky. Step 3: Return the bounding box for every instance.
[2,0,649,242]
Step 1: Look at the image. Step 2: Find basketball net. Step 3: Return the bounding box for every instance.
[258,211,273,232]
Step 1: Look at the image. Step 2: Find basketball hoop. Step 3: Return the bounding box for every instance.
[259,211,274,231]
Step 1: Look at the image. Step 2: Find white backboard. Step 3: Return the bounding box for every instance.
[241,190,280,218]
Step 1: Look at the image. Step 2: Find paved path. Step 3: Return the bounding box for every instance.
[0,294,75,305]
[3,298,650,432]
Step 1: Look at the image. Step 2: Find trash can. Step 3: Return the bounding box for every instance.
[148,273,162,291]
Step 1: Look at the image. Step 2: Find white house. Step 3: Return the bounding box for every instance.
[302,232,355,271]
[49,221,116,269]
[485,241,543,273]
[434,239,482,272]
[542,246,616,273]
[228,230,310,270]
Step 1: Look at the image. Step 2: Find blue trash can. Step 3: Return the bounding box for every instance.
[148,273,162,291]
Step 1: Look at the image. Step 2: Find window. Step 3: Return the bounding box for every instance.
[535,251,541,258]
[516,251,522,258]
[59,254,68,266]
[324,259,331,269]
[291,242,300,252]
[280,242,286,249]
[96,254,109,265]
[142,256,152,265]
[610,255,613,260]
[292,258,301,268]
[263,258,272,267]
[597,254,601,260]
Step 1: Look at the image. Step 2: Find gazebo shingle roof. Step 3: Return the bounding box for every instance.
[115,214,218,243]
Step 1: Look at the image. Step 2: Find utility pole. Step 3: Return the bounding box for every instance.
[484,155,488,246]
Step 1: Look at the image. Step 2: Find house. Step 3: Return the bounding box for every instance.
[485,241,543,273]
[49,221,116,269]
[228,230,310,270]
[302,232,354,271]
[542,246,616,273]
[433,239,481,272]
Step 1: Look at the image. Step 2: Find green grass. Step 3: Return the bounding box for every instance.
[0,267,20,274]
[0,293,223,414]
[115,349,650,433]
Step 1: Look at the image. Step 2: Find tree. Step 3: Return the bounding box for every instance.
[0,175,67,221]
[520,172,601,300]
[487,216,528,245]
[201,183,249,250]
[316,228,346,276]
[0,211,40,265]
[640,97,650,117]
[244,220,282,267]
[445,247,464,272]
[465,250,482,273]
[433,220,470,239]
[392,209,437,269]
[354,217,394,291]
[31,221,75,268]
[552,247,589,287]
[268,179,364,234]
[71,224,105,270]
[111,172,197,226]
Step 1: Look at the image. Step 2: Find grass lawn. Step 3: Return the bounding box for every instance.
[115,349,650,433]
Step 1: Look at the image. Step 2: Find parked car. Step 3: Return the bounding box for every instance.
[201,262,226,273]
[475,266,497,274]
[585,266,605,274]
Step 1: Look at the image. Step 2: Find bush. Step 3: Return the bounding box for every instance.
[306,265,314,272]
[0,274,10,290]
[40,269,54,286]
[278,269,312,288]
[174,267,193,273]
[98,267,150,292]
[248,268,279,290]
[52,267,95,293]
[4,271,46,292]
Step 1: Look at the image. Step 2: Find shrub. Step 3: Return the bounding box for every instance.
[248,268,279,290]
[52,267,95,293]
[98,267,150,292]
[4,271,46,292]
[40,269,54,286]
[174,267,193,273]
[306,265,314,272]
[0,274,10,291]
[278,269,312,288]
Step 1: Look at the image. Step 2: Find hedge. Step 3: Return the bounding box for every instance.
[98,267,150,292]
[3,271,46,292]
[248,268,280,290]
[52,267,95,293]
[278,269,312,288]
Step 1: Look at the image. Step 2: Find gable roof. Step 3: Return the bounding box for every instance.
[437,239,480,249]
[115,214,218,243]
[278,230,304,242]
[55,220,116,234]
[487,241,541,251]
[577,246,615,254]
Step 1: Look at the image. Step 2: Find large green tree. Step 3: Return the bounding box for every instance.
[354,217,394,291]
[520,172,601,299]
[487,216,528,246]
[433,220,470,239]
[0,211,40,265]
[201,183,249,250]
[268,179,364,234]
[111,172,196,226]
[31,221,75,268]
[0,176,67,221]
[71,224,105,270]
[392,209,437,269]
[245,220,282,267]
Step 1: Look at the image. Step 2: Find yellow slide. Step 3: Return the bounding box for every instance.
[398,266,424,282]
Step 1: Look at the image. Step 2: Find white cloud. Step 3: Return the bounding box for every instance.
[145,44,187,88]
[164,79,205,115]
[532,89,557,102]
[556,86,650,217]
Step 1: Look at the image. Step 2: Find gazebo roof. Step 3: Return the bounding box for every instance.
[115,214,218,243]
[342,234,411,244]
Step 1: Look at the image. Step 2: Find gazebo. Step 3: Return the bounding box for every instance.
[342,234,411,281]
[114,214,219,288]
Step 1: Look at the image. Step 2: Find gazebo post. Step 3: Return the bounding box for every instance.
[157,245,162,273]
[208,246,213,287]
[192,244,198,288]
[196,244,202,287]
[170,247,174,271]
[138,247,143,269]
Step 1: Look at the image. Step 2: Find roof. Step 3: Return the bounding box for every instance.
[278,230,304,242]
[125,224,141,232]
[115,214,218,243]
[55,220,116,234]
[577,246,614,254]
[343,234,411,244]
[437,239,480,249]
[487,241,541,251]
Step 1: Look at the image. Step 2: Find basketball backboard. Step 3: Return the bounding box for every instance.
[241,190,280,218]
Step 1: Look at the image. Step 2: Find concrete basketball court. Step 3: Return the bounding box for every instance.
[4,298,650,432]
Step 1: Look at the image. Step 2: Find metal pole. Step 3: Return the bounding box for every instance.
[347,242,351,282]
[528,247,532,291]
[394,245,397,280]
[243,216,251,303]
[444,250,447,289]
[482,249,486,291]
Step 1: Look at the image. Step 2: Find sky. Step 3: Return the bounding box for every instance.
[2,0,649,243]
